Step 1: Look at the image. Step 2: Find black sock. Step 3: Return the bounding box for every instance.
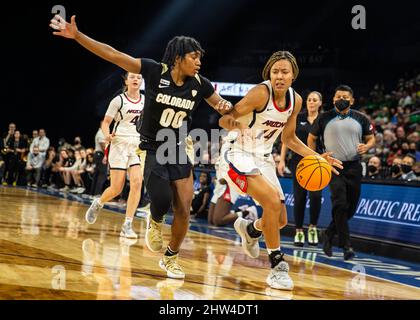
[242,210,250,219]
[164,246,178,257]
[246,221,262,238]
[269,250,284,268]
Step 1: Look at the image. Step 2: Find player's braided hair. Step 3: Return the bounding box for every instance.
[262,51,299,81]
[162,36,205,67]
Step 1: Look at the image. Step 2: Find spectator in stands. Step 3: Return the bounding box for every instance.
[91,122,107,196]
[73,136,84,151]
[41,148,56,187]
[4,130,28,185]
[2,122,16,146]
[81,152,95,194]
[191,172,211,219]
[408,142,420,161]
[30,129,50,156]
[412,162,420,179]
[390,157,403,180]
[401,155,417,182]
[387,141,401,166]
[50,149,68,189]
[2,123,16,183]
[26,146,45,187]
[57,137,72,152]
[68,148,87,193]
[59,148,76,191]
[401,142,410,157]
[29,130,39,146]
[365,156,383,180]
[395,126,407,144]
[383,129,396,147]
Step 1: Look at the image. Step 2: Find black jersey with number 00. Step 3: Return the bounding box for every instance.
[136,58,214,149]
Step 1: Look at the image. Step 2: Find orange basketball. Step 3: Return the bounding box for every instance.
[295,155,332,191]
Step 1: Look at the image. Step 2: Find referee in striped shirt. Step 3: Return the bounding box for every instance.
[308,85,375,260]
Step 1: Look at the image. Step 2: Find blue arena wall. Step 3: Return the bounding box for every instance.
[194,169,420,246]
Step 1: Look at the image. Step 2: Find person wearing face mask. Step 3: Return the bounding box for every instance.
[366,156,383,180]
[390,157,403,179]
[308,85,376,261]
[400,155,418,182]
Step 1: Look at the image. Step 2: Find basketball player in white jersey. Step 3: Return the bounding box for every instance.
[219,51,343,290]
[85,72,145,239]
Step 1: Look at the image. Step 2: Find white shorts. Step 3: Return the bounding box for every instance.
[108,136,141,170]
[223,147,285,201]
[210,180,240,204]
[210,141,240,204]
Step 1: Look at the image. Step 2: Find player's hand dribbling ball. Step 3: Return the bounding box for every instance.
[296,155,332,191]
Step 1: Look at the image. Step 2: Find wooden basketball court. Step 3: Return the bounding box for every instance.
[0,187,418,300]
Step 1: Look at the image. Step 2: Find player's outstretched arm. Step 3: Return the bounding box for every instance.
[50,15,141,73]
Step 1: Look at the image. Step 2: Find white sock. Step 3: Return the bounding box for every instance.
[235,211,243,218]
[125,217,133,224]
[97,199,103,206]
[267,247,281,255]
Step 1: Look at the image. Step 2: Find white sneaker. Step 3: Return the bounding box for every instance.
[145,213,163,252]
[234,217,260,258]
[159,255,185,279]
[120,222,138,239]
[77,187,86,194]
[85,198,103,224]
[266,260,294,291]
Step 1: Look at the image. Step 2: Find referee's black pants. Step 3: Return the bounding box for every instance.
[91,151,107,196]
[325,160,362,249]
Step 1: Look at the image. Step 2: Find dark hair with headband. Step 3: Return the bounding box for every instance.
[162,36,205,67]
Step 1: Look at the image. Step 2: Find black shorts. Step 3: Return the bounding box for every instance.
[138,143,193,186]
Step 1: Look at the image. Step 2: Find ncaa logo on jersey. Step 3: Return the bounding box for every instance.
[192,90,197,97]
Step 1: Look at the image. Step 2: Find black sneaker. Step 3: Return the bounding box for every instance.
[343,247,355,261]
[321,230,333,257]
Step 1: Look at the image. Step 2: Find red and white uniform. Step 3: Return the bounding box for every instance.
[211,131,240,204]
[106,93,145,169]
[223,81,295,200]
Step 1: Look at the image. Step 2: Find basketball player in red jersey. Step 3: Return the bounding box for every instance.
[219,51,343,290]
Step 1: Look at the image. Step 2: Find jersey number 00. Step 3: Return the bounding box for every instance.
[159,108,187,129]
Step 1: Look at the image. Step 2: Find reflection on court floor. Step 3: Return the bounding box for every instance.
[0,186,419,300]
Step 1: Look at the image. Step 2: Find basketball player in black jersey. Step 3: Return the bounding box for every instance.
[50,15,232,279]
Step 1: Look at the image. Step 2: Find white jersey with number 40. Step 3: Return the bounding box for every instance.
[234,81,295,155]
[105,93,145,138]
